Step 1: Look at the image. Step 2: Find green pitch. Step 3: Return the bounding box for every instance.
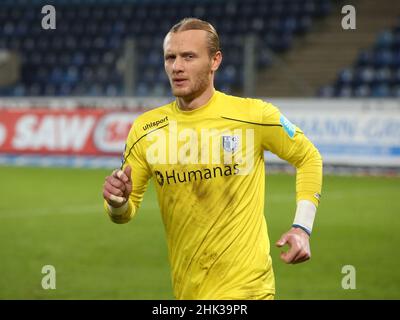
[0,166,399,299]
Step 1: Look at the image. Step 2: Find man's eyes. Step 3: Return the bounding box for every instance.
[165,54,195,61]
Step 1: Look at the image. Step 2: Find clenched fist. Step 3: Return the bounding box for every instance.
[103,165,132,208]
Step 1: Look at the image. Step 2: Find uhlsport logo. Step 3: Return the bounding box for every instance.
[143,116,168,131]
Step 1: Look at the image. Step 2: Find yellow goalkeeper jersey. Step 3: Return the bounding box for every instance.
[105,90,322,299]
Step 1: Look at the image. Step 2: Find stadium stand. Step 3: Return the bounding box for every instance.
[0,0,332,97]
[254,0,400,97]
[319,16,400,97]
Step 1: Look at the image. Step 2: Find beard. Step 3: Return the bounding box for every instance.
[170,68,211,100]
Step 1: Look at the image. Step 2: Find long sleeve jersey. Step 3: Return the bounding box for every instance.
[104,90,323,299]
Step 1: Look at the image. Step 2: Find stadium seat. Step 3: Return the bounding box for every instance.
[354,84,371,97]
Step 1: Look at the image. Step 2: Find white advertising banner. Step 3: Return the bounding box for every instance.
[266,99,400,167]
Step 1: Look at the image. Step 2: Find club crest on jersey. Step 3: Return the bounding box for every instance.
[222,135,239,152]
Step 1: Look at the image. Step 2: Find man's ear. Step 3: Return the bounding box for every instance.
[211,51,222,72]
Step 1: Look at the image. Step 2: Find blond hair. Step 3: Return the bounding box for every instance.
[167,17,220,57]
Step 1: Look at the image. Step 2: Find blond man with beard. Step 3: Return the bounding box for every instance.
[102,18,322,300]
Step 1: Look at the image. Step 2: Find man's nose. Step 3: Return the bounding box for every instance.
[172,57,184,72]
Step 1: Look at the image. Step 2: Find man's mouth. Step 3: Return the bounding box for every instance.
[173,78,188,86]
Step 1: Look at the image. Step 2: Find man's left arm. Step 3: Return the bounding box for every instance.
[259,101,323,264]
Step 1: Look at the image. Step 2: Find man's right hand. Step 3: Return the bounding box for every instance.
[103,165,132,208]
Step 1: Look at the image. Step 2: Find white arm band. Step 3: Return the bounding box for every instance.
[292,200,317,235]
[107,201,129,216]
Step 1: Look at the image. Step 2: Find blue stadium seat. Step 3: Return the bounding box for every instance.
[392,50,400,67]
[11,84,26,97]
[392,68,400,85]
[392,85,400,97]
[336,68,354,86]
[58,83,73,96]
[43,83,57,96]
[374,49,393,68]
[105,84,120,96]
[375,67,392,84]
[317,85,335,97]
[354,84,371,97]
[336,85,353,97]
[356,67,375,85]
[375,30,394,49]
[357,50,371,66]
[371,83,390,97]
